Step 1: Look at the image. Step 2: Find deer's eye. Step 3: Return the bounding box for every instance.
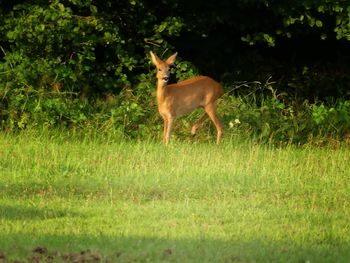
[158,68,162,71]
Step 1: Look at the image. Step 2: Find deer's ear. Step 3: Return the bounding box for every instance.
[150,51,161,66]
[166,52,177,66]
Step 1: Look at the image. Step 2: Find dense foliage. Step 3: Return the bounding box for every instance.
[0,0,349,143]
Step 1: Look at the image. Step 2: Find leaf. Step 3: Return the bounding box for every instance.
[309,18,315,27]
[90,5,98,14]
[316,20,323,27]
[58,3,65,12]
[317,6,325,13]
[157,22,167,33]
[263,34,275,47]
[6,31,15,40]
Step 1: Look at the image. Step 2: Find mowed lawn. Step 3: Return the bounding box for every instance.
[0,132,349,262]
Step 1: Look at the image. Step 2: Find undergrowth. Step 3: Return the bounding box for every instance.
[2,77,349,146]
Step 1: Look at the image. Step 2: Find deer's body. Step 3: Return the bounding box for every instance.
[157,76,223,117]
[150,52,223,145]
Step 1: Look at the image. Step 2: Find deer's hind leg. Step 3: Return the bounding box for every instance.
[204,103,223,144]
[191,113,208,136]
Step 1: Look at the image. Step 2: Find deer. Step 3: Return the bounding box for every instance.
[150,51,223,145]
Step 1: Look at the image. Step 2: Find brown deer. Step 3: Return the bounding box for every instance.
[150,51,223,145]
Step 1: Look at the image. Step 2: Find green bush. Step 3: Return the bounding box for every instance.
[221,80,350,145]
[1,0,350,144]
[0,0,193,131]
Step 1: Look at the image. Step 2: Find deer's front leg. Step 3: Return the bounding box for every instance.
[162,117,168,144]
[164,116,174,145]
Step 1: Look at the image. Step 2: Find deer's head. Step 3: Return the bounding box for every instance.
[150,51,177,83]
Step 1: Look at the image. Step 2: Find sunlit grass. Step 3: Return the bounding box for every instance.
[0,131,349,262]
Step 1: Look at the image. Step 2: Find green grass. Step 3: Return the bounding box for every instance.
[0,131,350,262]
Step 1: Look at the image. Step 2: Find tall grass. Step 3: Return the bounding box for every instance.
[0,131,349,262]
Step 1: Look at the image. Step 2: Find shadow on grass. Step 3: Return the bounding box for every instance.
[0,233,349,263]
[0,181,105,200]
[0,204,80,220]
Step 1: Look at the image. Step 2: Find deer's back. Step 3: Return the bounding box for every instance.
[168,76,222,99]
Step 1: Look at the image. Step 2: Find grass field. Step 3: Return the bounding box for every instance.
[0,132,350,262]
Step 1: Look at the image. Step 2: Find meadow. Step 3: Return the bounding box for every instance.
[0,131,350,262]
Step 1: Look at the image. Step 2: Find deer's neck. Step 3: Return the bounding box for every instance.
[156,80,167,103]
